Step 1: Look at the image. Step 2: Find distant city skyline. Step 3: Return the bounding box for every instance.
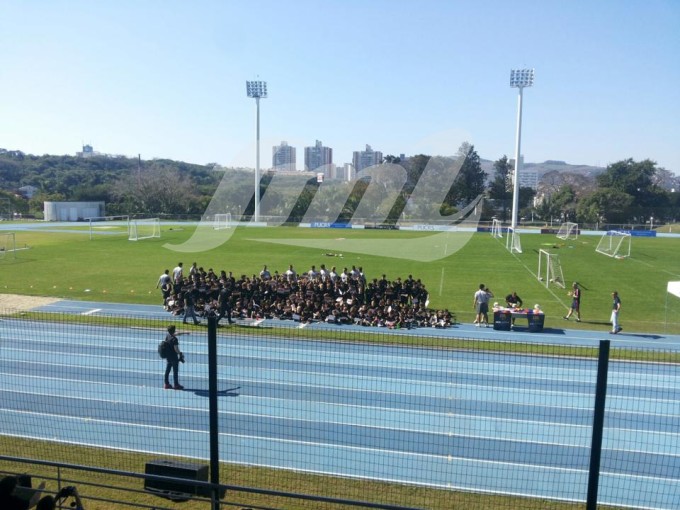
[1,1,678,174]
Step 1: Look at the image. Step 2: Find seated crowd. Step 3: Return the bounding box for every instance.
[157,262,454,329]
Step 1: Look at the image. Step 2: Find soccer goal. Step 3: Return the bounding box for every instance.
[87,215,130,240]
[0,232,16,260]
[537,249,565,288]
[557,222,579,240]
[596,231,631,258]
[491,219,503,238]
[666,281,680,334]
[214,213,233,230]
[129,218,161,241]
[0,198,11,221]
[505,227,522,254]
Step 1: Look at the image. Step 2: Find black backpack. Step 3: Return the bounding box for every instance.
[158,340,170,359]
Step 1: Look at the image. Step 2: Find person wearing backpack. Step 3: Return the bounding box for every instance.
[162,325,186,390]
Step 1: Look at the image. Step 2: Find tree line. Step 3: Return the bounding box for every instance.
[486,156,678,226]
[0,147,677,225]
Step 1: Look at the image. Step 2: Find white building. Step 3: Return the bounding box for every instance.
[44,201,105,221]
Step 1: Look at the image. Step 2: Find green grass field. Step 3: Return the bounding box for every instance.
[1,223,679,334]
[2,223,675,509]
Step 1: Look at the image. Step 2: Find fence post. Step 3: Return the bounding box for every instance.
[586,339,610,510]
[208,314,220,509]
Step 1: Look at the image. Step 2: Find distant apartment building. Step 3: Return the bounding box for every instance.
[304,140,333,172]
[518,171,538,190]
[335,163,355,182]
[508,156,537,190]
[272,141,296,171]
[352,144,383,173]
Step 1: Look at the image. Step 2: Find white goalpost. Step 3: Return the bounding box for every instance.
[666,281,680,333]
[491,219,503,238]
[537,249,565,288]
[129,218,161,241]
[596,231,631,258]
[87,215,130,240]
[214,213,233,230]
[557,222,579,240]
[0,232,16,260]
[506,227,522,253]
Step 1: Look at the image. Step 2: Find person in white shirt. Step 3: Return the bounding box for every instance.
[157,269,171,289]
[285,264,297,281]
[172,263,183,284]
[473,284,494,327]
[259,265,271,280]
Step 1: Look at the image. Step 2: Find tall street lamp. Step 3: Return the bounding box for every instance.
[509,69,534,230]
[246,80,267,222]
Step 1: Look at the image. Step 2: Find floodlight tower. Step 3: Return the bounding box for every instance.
[509,69,534,230]
[246,80,268,222]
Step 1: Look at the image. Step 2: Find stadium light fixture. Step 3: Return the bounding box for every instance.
[246,80,268,222]
[509,68,534,230]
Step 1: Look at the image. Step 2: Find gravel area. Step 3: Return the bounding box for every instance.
[0,294,60,311]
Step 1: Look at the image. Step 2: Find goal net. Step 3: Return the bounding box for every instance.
[666,281,680,334]
[214,213,233,230]
[0,232,16,260]
[0,198,11,221]
[537,249,565,288]
[506,227,522,254]
[129,218,161,241]
[596,231,631,258]
[87,215,130,240]
[491,219,503,238]
[556,222,579,240]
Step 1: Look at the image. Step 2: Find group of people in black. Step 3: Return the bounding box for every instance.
[156,262,455,330]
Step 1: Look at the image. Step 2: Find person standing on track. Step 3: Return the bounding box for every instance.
[609,290,622,334]
[182,286,200,325]
[163,325,186,390]
[217,282,234,326]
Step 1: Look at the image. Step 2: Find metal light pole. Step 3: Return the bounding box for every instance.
[509,69,534,230]
[246,80,267,222]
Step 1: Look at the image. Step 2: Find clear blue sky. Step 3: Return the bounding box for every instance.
[1,0,678,173]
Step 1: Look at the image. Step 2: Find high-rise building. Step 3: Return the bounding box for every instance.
[335,163,355,182]
[272,141,296,171]
[304,140,333,173]
[508,156,537,190]
[352,144,383,173]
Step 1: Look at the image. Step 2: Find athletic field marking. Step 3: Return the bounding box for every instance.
[628,256,680,278]
[81,308,102,315]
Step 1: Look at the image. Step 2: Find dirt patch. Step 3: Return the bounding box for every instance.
[0,294,61,311]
